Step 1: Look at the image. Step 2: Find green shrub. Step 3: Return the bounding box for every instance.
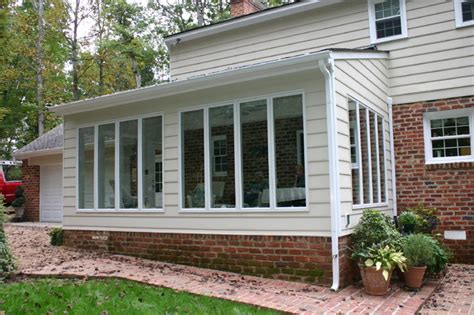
[0,194,16,280]
[425,235,451,274]
[399,211,418,226]
[406,204,440,234]
[351,209,402,259]
[402,234,436,267]
[49,227,64,246]
[11,186,26,208]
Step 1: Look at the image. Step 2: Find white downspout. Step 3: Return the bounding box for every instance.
[387,97,398,217]
[319,57,341,292]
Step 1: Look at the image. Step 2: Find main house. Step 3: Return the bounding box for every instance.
[14,0,474,289]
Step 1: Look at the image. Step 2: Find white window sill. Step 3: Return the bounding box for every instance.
[352,203,389,211]
[370,33,408,45]
[179,207,309,214]
[77,209,165,213]
[425,158,474,165]
[456,20,474,28]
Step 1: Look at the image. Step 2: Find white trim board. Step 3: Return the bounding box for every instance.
[49,51,388,117]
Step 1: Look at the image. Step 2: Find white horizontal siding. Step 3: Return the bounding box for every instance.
[170,0,473,104]
[334,58,393,232]
[62,69,335,235]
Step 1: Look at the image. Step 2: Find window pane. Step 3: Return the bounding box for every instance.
[359,106,370,204]
[142,116,163,209]
[209,105,235,208]
[119,120,138,209]
[462,2,474,22]
[182,110,205,208]
[274,95,306,207]
[349,101,361,205]
[241,100,269,208]
[78,127,94,209]
[376,17,402,39]
[370,112,379,203]
[377,117,386,202]
[98,124,115,209]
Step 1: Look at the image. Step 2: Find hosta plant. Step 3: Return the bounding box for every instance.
[359,245,407,281]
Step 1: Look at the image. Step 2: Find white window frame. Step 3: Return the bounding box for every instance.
[211,135,228,177]
[76,112,165,212]
[349,98,389,209]
[454,0,474,28]
[368,0,408,44]
[423,109,474,164]
[178,90,308,213]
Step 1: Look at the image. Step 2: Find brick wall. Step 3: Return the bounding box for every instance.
[21,159,40,222]
[393,96,474,263]
[64,229,356,286]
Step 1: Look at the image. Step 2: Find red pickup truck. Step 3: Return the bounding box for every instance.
[0,160,22,204]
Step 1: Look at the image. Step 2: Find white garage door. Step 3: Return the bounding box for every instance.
[40,164,63,222]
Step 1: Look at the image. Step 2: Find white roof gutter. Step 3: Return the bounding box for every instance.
[13,147,63,160]
[319,55,341,292]
[164,1,342,48]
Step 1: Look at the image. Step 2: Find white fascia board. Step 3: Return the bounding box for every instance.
[331,50,389,60]
[13,147,63,160]
[50,51,332,116]
[164,1,342,47]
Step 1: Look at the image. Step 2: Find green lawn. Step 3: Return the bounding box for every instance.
[0,278,281,315]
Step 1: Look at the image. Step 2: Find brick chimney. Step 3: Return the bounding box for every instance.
[230,0,266,17]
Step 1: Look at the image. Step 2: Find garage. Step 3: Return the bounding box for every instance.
[40,164,63,222]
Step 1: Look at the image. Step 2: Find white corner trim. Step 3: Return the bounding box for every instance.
[387,97,397,216]
[368,0,408,44]
[454,0,474,28]
[319,57,341,292]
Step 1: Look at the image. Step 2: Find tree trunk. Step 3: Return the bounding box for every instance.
[71,0,80,101]
[36,0,45,136]
[96,0,105,95]
[131,58,141,88]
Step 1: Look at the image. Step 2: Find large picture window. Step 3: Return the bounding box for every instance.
[349,99,387,206]
[423,109,474,164]
[180,92,307,211]
[77,115,163,211]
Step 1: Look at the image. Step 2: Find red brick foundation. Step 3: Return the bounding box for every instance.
[64,230,355,286]
[21,159,40,222]
[393,96,474,263]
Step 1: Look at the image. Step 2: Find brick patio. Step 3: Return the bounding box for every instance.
[5,224,443,314]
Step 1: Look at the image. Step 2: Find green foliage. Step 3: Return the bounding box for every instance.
[406,204,440,234]
[49,227,64,246]
[402,234,436,267]
[399,211,418,226]
[351,209,402,259]
[11,186,25,208]
[0,278,281,314]
[425,235,451,274]
[0,194,16,280]
[360,245,407,281]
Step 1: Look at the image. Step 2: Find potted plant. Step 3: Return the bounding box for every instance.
[402,234,435,289]
[399,211,418,234]
[407,204,440,234]
[355,245,406,295]
[351,210,404,295]
[11,186,26,220]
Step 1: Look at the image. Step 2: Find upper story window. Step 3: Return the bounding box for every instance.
[368,0,407,44]
[423,109,474,164]
[454,0,474,27]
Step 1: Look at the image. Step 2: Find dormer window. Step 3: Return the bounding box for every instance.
[368,0,407,44]
[454,0,474,27]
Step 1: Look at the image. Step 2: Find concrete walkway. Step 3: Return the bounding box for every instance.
[5,225,441,314]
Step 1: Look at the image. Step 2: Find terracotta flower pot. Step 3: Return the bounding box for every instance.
[404,266,427,289]
[359,265,393,296]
